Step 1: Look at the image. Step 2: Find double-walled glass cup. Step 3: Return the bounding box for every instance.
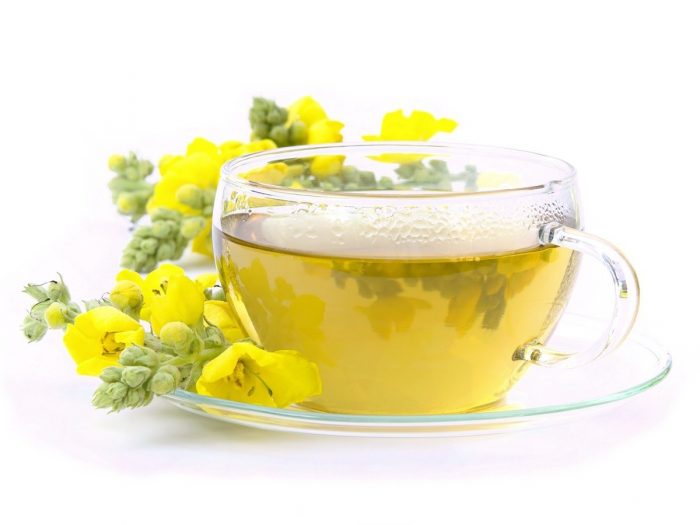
[214,143,639,415]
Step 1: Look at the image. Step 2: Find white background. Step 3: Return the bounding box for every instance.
[1,1,698,523]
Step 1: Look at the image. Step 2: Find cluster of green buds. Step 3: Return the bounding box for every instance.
[108,152,154,222]
[394,160,478,191]
[278,163,395,192]
[92,320,230,412]
[22,275,81,342]
[121,209,194,273]
[249,97,307,146]
[92,346,176,412]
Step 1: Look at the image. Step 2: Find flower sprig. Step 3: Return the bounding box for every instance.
[113,96,458,272]
[108,152,155,222]
[22,265,322,412]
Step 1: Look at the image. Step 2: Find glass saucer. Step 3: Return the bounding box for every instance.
[163,314,671,437]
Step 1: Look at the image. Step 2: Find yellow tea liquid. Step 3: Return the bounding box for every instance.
[215,213,579,415]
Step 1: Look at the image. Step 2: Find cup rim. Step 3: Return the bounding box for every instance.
[221,141,577,201]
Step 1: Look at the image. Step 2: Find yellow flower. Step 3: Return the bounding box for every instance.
[63,306,144,376]
[287,96,344,144]
[203,300,244,342]
[363,109,457,163]
[287,96,328,127]
[116,263,185,321]
[308,120,344,144]
[363,109,457,141]
[191,218,213,257]
[241,162,290,185]
[147,138,277,217]
[110,280,143,312]
[194,273,219,291]
[196,341,322,407]
[149,274,205,335]
[148,138,222,216]
[310,155,344,178]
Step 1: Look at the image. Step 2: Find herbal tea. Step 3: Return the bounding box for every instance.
[215,211,579,415]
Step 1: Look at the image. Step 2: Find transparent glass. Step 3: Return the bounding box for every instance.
[213,142,640,416]
[164,313,671,436]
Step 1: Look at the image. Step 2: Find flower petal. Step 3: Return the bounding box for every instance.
[203,300,244,342]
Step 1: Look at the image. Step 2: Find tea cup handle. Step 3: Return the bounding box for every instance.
[513,222,640,368]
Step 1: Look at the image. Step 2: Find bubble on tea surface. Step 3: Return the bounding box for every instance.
[249,188,577,258]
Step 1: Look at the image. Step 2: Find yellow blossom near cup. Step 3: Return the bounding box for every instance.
[196,341,322,407]
[194,273,219,291]
[148,138,276,257]
[363,109,457,163]
[116,263,186,321]
[287,96,344,144]
[203,300,244,341]
[63,306,145,376]
[149,274,205,335]
[363,109,457,141]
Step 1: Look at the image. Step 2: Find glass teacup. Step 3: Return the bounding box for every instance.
[214,143,638,415]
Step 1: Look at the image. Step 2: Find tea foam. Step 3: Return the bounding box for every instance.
[251,191,576,257]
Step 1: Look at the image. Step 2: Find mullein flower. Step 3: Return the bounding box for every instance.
[23,268,323,413]
[203,300,244,342]
[63,306,145,376]
[134,137,274,265]
[195,341,322,408]
[109,280,143,318]
[250,96,344,146]
[363,109,458,164]
[148,274,205,335]
[363,109,457,141]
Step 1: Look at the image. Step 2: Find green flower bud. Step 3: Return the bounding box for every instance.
[266,106,287,125]
[23,315,47,342]
[204,286,226,301]
[124,166,142,181]
[378,176,394,189]
[151,208,181,221]
[176,184,204,209]
[110,280,144,312]
[269,125,289,146]
[156,241,176,261]
[46,277,70,303]
[43,302,67,328]
[106,382,129,401]
[108,154,126,172]
[116,193,138,214]
[132,251,148,269]
[139,238,159,255]
[150,364,181,395]
[23,283,48,302]
[289,120,308,145]
[121,366,153,388]
[125,388,146,407]
[65,301,82,322]
[180,217,207,239]
[137,160,154,178]
[159,322,194,351]
[92,383,114,409]
[119,345,160,368]
[152,221,175,239]
[252,122,270,139]
[143,333,170,353]
[203,325,226,348]
[100,366,123,383]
